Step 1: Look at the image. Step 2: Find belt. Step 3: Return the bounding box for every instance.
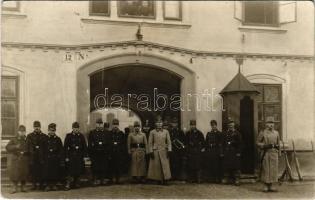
[131,143,145,148]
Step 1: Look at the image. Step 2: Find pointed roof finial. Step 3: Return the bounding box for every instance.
[235,55,244,74]
[136,23,143,41]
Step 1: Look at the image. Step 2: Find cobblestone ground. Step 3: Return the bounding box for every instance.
[1,181,314,199]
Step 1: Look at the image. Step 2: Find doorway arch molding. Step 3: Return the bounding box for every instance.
[77,53,196,133]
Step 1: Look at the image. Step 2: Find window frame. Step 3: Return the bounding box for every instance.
[243,1,280,27]
[89,1,111,17]
[254,83,282,138]
[1,76,19,139]
[2,1,20,12]
[117,1,156,19]
[163,1,182,21]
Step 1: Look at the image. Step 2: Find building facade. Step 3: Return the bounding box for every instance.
[1,1,314,174]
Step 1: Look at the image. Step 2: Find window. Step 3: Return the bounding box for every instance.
[1,77,19,138]
[118,1,155,19]
[89,1,110,16]
[244,1,278,26]
[255,84,282,137]
[163,1,182,20]
[2,1,20,11]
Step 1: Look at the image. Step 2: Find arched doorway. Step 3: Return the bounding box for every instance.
[77,54,196,133]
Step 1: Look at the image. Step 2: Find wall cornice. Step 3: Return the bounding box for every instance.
[1,40,314,61]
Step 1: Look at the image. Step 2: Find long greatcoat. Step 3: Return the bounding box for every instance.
[44,134,64,181]
[6,136,29,182]
[88,129,111,177]
[147,129,172,181]
[257,129,280,183]
[127,131,148,177]
[26,131,48,182]
[222,129,242,171]
[169,128,186,179]
[64,132,87,177]
[185,129,205,171]
[109,128,126,177]
[204,129,223,178]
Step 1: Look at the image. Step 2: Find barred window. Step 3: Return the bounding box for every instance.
[244,1,278,26]
[118,1,155,19]
[89,1,110,16]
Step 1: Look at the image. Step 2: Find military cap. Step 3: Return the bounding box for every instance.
[210,120,217,125]
[18,125,26,132]
[72,121,80,128]
[190,120,196,125]
[171,117,178,123]
[104,122,110,128]
[33,121,41,127]
[48,123,56,131]
[112,118,119,125]
[134,121,140,127]
[96,118,103,124]
[266,116,275,123]
[227,119,235,124]
[155,115,162,123]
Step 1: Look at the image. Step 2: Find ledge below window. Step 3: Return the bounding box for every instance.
[2,12,27,19]
[238,25,287,33]
[81,17,191,29]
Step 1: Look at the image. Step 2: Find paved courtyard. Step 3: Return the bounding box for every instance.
[1,181,314,199]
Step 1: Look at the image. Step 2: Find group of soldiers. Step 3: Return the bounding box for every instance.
[6,115,280,193]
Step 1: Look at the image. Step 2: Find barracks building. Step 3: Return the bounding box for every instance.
[1,1,314,177]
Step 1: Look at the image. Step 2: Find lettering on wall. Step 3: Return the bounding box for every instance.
[64,52,88,62]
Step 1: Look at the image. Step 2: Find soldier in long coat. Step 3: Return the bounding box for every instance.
[109,118,126,184]
[26,121,48,190]
[127,121,148,183]
[147,117,172,185]
[257,116,280,192]
[169,117,186,181]
[185,120,205,183]
[222,120,242,186]
[64,122,87,190]
[43,123,64,191]
[204,120,223,183]
[88,118,111,186]
[6,125,29,193]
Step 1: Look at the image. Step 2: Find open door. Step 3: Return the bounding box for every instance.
[240,96,255,174]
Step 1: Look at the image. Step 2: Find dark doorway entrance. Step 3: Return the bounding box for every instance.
[89,64,182,127]
[240,96,255,173]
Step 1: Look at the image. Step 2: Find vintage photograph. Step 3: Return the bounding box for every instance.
[0,0,314,199]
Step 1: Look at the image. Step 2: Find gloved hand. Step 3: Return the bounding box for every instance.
[149,152,154,159]
[236,153,241,157]
[263,144,273,149]
[65,158,70,162]
[220,154,224,157]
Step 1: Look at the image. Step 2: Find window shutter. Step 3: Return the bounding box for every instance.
[279,1,297,24]
[234,1,243,22]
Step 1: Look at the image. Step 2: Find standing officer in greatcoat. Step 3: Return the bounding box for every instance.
[88,118,110,186]
[147,116,172,185]
[127,121,148,183]
[26,120,48,190]
[169,117,186,181]
[142,119,151,141]
[222,120,242,186]
[204,120,223,183]
[43,123,64,191]
[6,125,29,193]
[257,116,280,192]
[185,120,205,183]
[64,122,87,190]
[109,118,126,184]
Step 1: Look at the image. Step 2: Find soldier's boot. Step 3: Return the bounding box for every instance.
[93,178,98,186]
[263,183,269,192]
[10,182,18,194]
[30,182,37,190]
[197,171,202,184]
[20,181,27,193]
[74,178,81,188]
[234,177,240,186]
[269,184,278,192]
[64,179,71,191]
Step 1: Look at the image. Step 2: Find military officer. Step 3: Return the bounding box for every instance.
[257,116,280,192]
[127,121,148,183]
[44,123,64,191]
[169,117,186,181]
[109,118,126,184]
[142,119,151,141]
[26,121,48,190]
[222,120,242,186]
[88,118,110,186]
[185,120,205,183]
[6,125,29,193]
[147,116,172,185]
[64,122,87,190]
[204,120,223,183]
